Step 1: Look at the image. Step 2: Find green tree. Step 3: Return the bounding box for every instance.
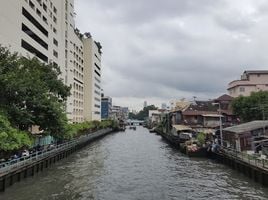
[232,91,268,122]
[0,113,32,151]
[0,46,70,137]
[129,105,158,120]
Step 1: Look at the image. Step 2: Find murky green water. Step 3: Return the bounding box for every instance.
[1,127,268,200]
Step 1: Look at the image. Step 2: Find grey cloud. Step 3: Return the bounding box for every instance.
[76,0,268,109]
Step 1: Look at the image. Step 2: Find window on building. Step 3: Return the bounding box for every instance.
[53,38,58,46]
[94,70,101,77]
[240,87,245,92]
[94,63,101,71]
[36,0,41,6]
[53,50,58,58]
[22,24,48,50]
[53,16,57,24]
[94,83,101,90]
[29,0,35,9]
[42,16,48,24]
[53,27,57,34]
[36,9,41,17]
[21,39,48,62]
[22,7,48,37]
[53,6,57,14]
[43,3,47,12]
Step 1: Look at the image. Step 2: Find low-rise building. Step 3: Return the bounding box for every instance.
[182,101,219,128]
[228,70,268,98]
[111,106,129,121]
[213,94,237,126]
[148,109,167,128]
[222,121,268,152]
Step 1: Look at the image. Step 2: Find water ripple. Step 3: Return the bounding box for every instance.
[1,127,268,200]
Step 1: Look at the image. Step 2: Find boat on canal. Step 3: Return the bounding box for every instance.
[129,126,136,130]
[160,125,193,148]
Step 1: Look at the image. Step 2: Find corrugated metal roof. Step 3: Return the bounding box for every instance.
[223,120,268,133]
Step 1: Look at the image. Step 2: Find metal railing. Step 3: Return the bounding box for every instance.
[0,128,111,176]
[220,147,268,170]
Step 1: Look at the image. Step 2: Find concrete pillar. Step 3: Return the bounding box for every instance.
[31,166,34,176]
[36,163,39,173]
[17,172,21,182]
[0,178,5,192]
[9,176,13,186]
[23,169,27,178]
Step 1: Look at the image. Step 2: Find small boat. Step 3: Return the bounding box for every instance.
[185,140,207,157]
[129,126,136,130]
[149,127,156,133]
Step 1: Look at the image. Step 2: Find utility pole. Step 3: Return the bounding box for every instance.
[213,102,222,146]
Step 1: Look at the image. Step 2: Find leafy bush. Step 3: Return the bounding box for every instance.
[61,120,116,140]
[0,113,32,151]
[196,132,206,146]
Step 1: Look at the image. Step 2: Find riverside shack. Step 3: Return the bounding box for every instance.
[222,121,268,152]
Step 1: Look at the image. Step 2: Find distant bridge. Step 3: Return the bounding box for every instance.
[127,119,144,126]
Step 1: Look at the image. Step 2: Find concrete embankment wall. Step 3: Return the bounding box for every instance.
[0,128,113,192]
[158,129,268,186]
[212,152,268,186]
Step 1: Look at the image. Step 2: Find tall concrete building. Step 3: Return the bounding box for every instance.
[83,35,102,121]
[0,0,102,123]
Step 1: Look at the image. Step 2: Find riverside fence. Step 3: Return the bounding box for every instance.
[0,128,113,192]
[214,146,268,186]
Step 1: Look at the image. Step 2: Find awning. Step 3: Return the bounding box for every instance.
[202,114,223,117]
[172,125,192,131]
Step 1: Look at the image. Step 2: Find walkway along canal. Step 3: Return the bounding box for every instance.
[0,128,113,192]
[1,127,268,199]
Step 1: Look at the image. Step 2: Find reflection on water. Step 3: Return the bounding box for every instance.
[1,127,268,200]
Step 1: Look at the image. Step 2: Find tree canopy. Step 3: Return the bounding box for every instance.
[0,113,32,151]
[232,91,268,122]
[0,46,71,150]
[129,105,158,120]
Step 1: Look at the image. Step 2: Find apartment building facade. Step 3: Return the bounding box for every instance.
[228,70,268,98]
[101,96,112,119]
[83,36,102,121]
[0,0,102,123]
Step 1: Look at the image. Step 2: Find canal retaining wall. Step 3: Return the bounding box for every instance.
[211,151,268,186]
[0,128,113,192]
[157,129,268,186]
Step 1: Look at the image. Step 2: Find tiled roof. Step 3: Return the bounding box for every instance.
[215,94,233,101]
[184,101,218,112]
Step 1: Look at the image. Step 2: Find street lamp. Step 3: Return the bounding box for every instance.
[212,102,223,146]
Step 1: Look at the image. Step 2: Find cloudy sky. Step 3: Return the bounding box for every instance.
[75,0,268,111]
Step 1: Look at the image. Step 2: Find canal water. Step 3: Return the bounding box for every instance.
[1,127,268,200]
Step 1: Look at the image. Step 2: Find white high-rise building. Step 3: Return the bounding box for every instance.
[0,0,102,123]
[83,35,102,121]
